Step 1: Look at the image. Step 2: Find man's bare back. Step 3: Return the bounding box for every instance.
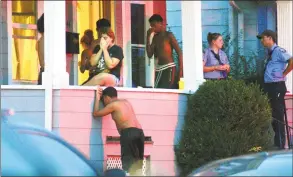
[109,99,141,134]
[93,86,145,174]
[153,31,175,65]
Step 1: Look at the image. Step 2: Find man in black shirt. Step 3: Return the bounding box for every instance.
[83,28,124,86]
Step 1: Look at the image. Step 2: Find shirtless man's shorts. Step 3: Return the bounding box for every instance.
[146,14,183,89]
[93,87,145,175]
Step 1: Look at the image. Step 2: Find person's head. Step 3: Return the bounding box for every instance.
[100,27,115,46]
[96,18,111,37]
[207,32,223,49]
[80,29,94,49]
[37,14,44,34]
[257,30,277,48]
[148,14,164,33]
[101,87,117,105]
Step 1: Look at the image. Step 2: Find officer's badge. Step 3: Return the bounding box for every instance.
[280,48,287,53]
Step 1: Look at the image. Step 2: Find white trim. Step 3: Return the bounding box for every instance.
[1,85,192,94]
[131,44,146,48]
[1,85,45,90]
[276,1,293,94]
[181,1,205,91]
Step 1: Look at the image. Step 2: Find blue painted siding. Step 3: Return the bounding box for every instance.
[1,89,45,127]
[166,1,182,42]
[257,6,268,59]
[166,1,276,60]
[166,1,229,43]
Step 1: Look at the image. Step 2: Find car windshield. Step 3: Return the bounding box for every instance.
[191,151,293,176]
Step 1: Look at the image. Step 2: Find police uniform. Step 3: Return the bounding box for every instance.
[203,48,229,80]
[258,30,293,149]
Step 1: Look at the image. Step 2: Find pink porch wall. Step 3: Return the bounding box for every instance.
[52,89,187,175]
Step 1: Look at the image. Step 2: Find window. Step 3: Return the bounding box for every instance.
[11,1,40,83]
[131,4,146,87]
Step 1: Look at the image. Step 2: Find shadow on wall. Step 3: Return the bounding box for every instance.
[173,93,188,175]
[89,92,104,175]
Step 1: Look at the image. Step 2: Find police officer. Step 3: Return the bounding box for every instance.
[257,30,293,149]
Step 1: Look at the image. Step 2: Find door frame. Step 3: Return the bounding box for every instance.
[121,1,154,88]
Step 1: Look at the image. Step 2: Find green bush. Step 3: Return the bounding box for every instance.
[175,80,274,176]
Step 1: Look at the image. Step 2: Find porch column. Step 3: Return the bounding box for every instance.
[276,1,293,94]
[181,1,205,92]
[43,1,68,131]
[44,1,69,87]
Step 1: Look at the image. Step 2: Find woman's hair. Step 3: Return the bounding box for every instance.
[207,32,221,45]
[37,14,44,33]
[100,27,115,42]
[80,29,94,46]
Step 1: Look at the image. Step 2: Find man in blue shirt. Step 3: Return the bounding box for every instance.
[257,30,293,149]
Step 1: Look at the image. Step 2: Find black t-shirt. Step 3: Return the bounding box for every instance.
[93,45,124,79]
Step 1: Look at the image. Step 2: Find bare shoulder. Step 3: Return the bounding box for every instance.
[167,31,175,38]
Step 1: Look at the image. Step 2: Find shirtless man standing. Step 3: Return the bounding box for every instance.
[93,87,145,175]
[146,14,183,89]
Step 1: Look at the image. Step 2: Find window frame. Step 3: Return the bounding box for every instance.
[7,0,44,85]
[122,1,154,88]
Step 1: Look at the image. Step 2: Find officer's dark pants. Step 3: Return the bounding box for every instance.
[264,81,287,149]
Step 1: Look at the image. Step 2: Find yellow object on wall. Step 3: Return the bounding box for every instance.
[11,1,39,82]
[77,1,115,85]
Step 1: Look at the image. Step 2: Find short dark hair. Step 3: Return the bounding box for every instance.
[96,18,111,30]
[149,14,163,23]
[37,14,44,33]
[207,32,221,45]
[102,87,117,98]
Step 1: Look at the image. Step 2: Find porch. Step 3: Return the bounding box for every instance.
[1,0,293,175]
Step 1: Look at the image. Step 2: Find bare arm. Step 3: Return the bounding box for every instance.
[80,50,89,73]
[146,30,155,58]
[203,61,217,72]
[103,48,121,69]
[169,32,183,77]
[283,58,293,77]
[90,48,103,66]
[93,99,115,118]
[37,38,44,68]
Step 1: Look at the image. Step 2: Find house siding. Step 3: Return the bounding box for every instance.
[1,89,46,127]
[166,1,276,58]
[52,89,187,175]
[166,1,229,45]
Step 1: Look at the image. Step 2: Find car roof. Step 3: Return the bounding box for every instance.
[191,150,293,176]
[1,119,99,176]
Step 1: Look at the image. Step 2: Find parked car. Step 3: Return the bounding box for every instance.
[189,150,293,176]
[1,109,125,176]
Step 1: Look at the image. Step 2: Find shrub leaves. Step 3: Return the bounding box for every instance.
[175,80,274,176]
